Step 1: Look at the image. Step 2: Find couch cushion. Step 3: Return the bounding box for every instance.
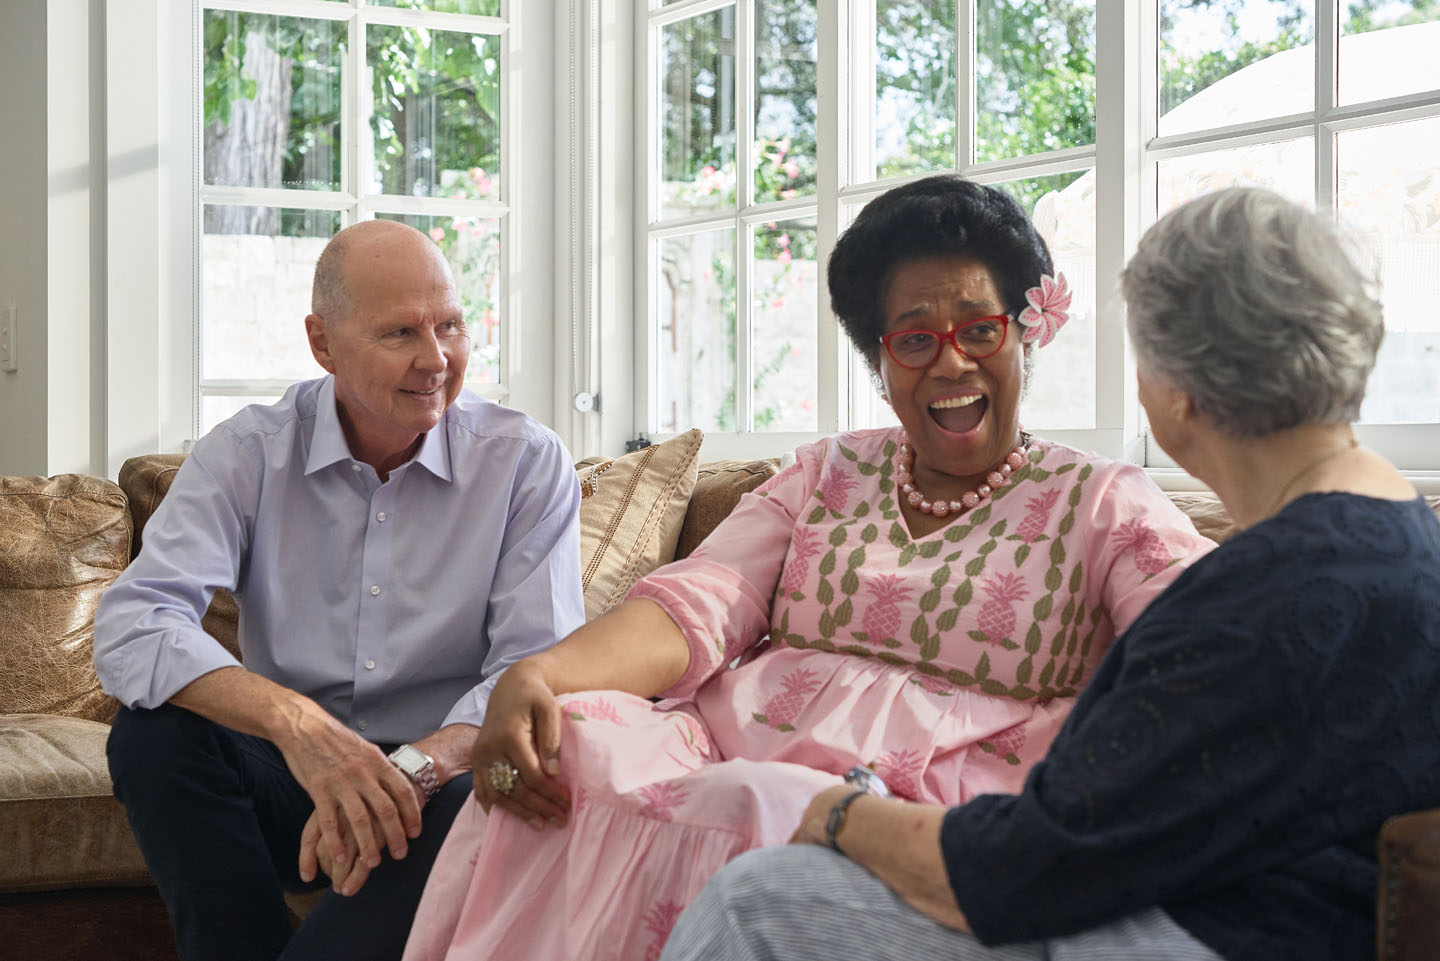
[118,455,241,661]
[576,430,703,619]
[674,459,780,560]
[0,475,130,722]
[0,714,150,892]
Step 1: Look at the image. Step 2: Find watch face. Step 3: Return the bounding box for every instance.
[390,744,431,776]
[843,765,891,798]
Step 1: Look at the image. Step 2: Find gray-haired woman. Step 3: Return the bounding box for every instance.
[659,187,1440,961]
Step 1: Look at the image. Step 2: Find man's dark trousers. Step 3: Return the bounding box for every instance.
[107,703,472,961]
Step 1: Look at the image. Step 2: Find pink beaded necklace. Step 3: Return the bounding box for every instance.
[894,433,1030,518]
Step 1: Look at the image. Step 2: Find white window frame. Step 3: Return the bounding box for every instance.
[608,0,1440,491]
[146,0,554,451]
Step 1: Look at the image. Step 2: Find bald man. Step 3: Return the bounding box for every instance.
[95,221,585,961]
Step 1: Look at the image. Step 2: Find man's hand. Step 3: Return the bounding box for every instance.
[280,707,423,888]
[469,660,571,830]
[300,778,425,896]
[296,724,478,896]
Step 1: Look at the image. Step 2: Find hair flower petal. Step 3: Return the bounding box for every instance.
[1017,272,1072,348]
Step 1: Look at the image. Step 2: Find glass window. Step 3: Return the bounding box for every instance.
[367,26,501,199]
[639,1,1439,469]
[1158,0,1312,138]
[975,0,1096,161]
[1001,171,1096,430]
[755,0,818,201]
[202,12,344,191]
[199,3,509,434]
[657,229,737,433]
[1340,3,1440,105]
[660,11,738,219]
[202,206,340,383]
[873,0,957,180]
[1340,116,1440,424]
[752,218,820,431]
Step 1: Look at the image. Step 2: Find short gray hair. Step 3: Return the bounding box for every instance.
[1122,187,1383,438]
[311,231,353,321]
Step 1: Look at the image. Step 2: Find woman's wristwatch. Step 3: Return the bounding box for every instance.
[825,766,891,853]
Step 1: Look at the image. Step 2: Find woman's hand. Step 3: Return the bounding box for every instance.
[789,785,971,932]
[470,659,571,830]
[788,783,856,848]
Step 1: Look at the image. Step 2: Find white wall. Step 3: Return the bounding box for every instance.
[0,0,50,476]
[0,0,105,478]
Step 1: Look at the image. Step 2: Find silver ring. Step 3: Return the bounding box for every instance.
[487,760,520,796]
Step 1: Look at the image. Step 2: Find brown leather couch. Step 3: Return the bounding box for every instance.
[2,457,1438,961]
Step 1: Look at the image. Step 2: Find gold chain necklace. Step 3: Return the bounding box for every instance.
[1266,439,1358,517]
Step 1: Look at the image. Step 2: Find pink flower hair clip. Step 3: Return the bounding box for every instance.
[1016,272,1071,348]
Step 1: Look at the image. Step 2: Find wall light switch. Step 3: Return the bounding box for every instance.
[0,306,15,372]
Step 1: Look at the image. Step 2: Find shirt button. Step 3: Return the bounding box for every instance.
[352,464,362,472]
[370,585,381,596]
[364,659,376,670]
[376,511,387,522]
[357,720,369,731]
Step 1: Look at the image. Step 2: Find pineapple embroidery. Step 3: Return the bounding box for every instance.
[909,673,954,697]
[976,572,1029,645]
[752,668,821,732]
[642,901,686,961]
[636,781,689,821]
[1113,518,1173,577]
[1015,489,1061,543]
[564,697,628,725]
[861,573,913,644]
[780,527,823,597]
[871,749,925,800]
[980,725,1027,766]
[819,462,859,513]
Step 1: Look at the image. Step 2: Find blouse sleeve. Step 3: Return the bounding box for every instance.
[627,442,825,700]
[1078,460,1216,635]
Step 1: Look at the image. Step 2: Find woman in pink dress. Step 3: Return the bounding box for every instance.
[402,175,1214,961]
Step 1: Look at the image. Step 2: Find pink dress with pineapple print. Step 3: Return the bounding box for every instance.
[402,429,1214,961]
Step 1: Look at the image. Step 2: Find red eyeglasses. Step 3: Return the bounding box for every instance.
[879,315,1010,370]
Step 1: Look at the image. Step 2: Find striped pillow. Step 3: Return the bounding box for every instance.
[575,429,703,620]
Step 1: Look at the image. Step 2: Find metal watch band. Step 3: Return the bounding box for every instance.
[825,789,868,853]
[388,745,440,800]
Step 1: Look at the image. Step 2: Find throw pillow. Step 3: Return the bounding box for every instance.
[576,429,703,619]
[0,474,131,722]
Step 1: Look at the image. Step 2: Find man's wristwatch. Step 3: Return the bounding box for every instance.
[387,744,439,801]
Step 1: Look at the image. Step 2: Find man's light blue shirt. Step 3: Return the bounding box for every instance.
[94,376,586,744]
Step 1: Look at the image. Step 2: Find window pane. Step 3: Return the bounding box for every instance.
[658,230,736,432]
[377,214,503,385]
[873,0,956,180]
[1157,137,1314,215]
[368,27,501,199]
[1001,171,1096,430]
[202,206,339,382]
[660,12,738,219]
[203,394,285,435]
[1340,9,1440,105]
[754,0,818,202]
[203,12,343,191]
[752,219,819,431]
[370,0,500,14]
[975,0,1095,162]
[1340,117,1440,424]
[1158,0,1312,138]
